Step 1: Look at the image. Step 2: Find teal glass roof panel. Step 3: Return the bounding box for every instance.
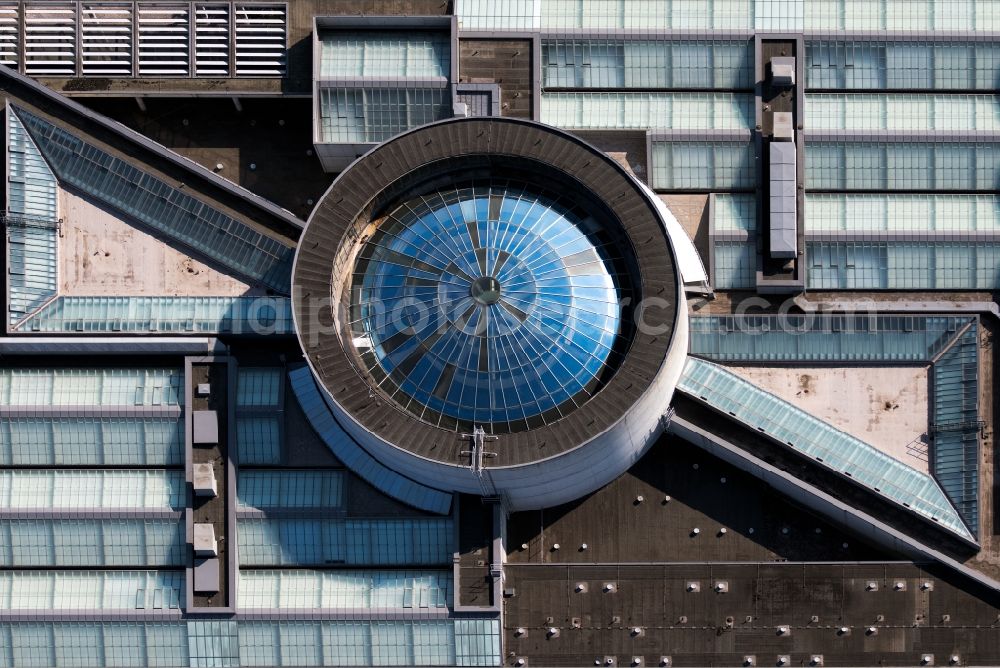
[319,88,451,143]
[543,40,753,89]
[0,368,183,407]
[806,144,1000,191]
[237,470,344,510]
[931,323,980,534]
[0,519,184,567]
[807,241,1000,290]
[12,107,294,294]
[0,618,501,667]
[0,470,185,510]
[713,241,756,289]
[652,142,755,190]
[804,0,1000,31]
[678,357,974,541]
[237,368,283,408]
[0,416,183,465]
[288,366,452,514]
[805,93,1000,131]
[0,570,183,610]
[237,518,453,567]
[542,92,754,130]
[690,315,973,363]
[805,194,1000,232]
[235,416,281,465]
[237,570,451,609]
[320,31,450,78]
[6,109,58,326]
[807,41,1000,90]
[713,194,757,233]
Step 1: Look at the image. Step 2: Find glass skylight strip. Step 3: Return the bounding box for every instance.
[807,41,1000,91]
[237,570,452,609]
[0,619,502,667]
[807,241,1000,290]
[0,519,185,566]
[0,470,185,510]
[318,87,452,143]
[541,92,754,131]
[678,357,973,541]
[236,368,282,408]
[0,570,184,610]
[16,295,293,334]
[805,0,1000,31]
[237,471,344,510]
[320,31,450,79]
[7,108,58,326]
[237,518,454,567]
[689,315,973,363]
[543,40,752,90]
[806,194,1000,232]
[652,141,755,190]
[0,416,184,465]
[235,415,281,464]
[931,324,980,534]
[806,94,1000,132]
[806,144,1000,192]
[0,368,183,407]
[712,241,756,289]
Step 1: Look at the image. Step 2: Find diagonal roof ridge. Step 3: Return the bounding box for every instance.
[0,65,304,231]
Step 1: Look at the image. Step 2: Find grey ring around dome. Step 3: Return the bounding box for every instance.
[292,117,690,511]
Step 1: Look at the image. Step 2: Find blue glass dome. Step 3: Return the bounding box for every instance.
[348,181,636,433]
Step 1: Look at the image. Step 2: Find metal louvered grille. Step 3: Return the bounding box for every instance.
[137,4,189,75]
[0,2,18,66]
[24,3,76,76]
[234,3,284,76]
[194,2,229,76]
[8,1,285,77]
[80,2,133,75]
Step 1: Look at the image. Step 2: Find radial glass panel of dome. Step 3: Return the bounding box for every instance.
[347,180,636,433]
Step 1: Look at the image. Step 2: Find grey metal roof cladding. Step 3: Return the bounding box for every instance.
[287,365,452,515]
[768,140,797,259]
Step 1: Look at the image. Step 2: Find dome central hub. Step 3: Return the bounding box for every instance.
[470,275,502,306]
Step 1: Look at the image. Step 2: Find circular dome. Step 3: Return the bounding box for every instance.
[293,117,689,510]
[348,180,636,434]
